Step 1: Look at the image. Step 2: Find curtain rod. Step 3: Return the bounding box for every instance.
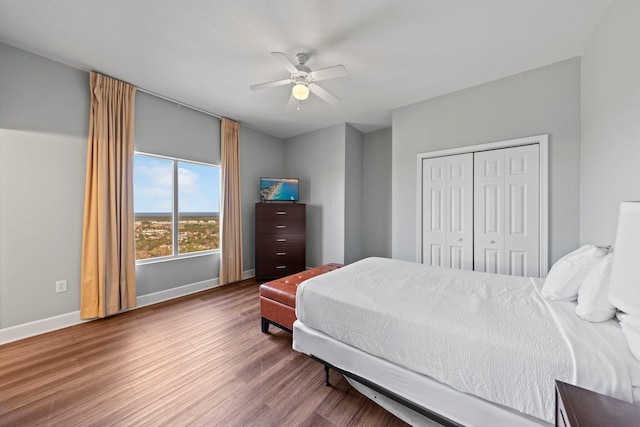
[87,69,224,120]
[136,87,223,120]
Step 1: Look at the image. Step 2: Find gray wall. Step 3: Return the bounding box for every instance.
[283,123,377,266]
[344,124,364,264]
[0,42,283,330]
[0,43,89,328]
[136,92,221,164]
[284,124,347,266]
[240,125,284,271]
[580,0,640,245]
[363,128,392,258]
[392,58,582,266]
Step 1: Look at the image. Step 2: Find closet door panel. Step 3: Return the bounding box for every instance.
[504,145,539,277]
[509,183,526,235]
[423,160,447,267]
[475,145,540,276]
[445,154,473,270]
[431,188,445,232]
[422,154,473,270]
[474,150,505,274]
[483,184,501,234]
[509,250,528,276]
[450,186,464,232]
[450,246,465,270]
[483,248,501,274]
[430,244,444,267]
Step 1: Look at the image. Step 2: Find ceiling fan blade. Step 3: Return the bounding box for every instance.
[309,64,347,81]
[285,92,299,112]
[271,52,298,74]
[250,78,292,91]
[309,83,341,105]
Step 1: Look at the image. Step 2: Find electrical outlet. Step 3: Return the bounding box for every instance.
[55,280,68,293]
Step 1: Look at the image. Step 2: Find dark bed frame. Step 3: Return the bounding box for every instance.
[310,354,464,427]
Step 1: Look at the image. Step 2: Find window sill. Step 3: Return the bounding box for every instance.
[135,249,220,266]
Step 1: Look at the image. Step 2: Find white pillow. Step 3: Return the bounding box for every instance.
[617,313,640,361]
[575,254,616,322]
[541,245,607,301]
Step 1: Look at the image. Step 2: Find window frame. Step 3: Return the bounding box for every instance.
[134,151,221,265]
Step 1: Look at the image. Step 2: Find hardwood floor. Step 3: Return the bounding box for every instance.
[0,279,408,426]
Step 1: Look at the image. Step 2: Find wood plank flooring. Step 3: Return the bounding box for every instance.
[0,279,408,426]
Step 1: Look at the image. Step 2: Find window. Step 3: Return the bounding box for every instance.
[133,153,220,262]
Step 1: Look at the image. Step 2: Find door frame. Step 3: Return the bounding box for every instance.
[416,134,549,277]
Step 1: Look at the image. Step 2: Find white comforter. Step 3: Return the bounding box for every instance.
[295,257,634,423]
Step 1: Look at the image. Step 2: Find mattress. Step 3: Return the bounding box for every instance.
[294,257,640,423]
[293,320,547,426]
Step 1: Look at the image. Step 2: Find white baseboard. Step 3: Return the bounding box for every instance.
[0,269,256,346]
[136,277,220,308]
[0,311,89,346]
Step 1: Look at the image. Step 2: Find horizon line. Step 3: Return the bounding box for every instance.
[135,212,219,215]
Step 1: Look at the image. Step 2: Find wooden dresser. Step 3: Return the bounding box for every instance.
[255,203,306,281]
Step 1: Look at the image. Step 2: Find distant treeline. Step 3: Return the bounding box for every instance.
[135,215,219,260]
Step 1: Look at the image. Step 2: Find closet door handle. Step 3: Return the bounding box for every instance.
[276,265,287,269]
[276,225,286,229]
[276,211,287,215]
[276,238,287,242]
[276,252,287,256]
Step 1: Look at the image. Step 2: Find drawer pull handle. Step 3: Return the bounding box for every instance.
[276,225,286,228]
[276,238,287,242]
[276,265,287,269]
[276,211,287,215]
[276,252,287,256]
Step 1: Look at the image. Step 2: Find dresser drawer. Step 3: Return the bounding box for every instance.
[255,204,304,220]
[257,233,304,248]
[257,262,305,278]
[256,219,304,235]
[258,248,304,262]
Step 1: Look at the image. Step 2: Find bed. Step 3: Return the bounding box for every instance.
[292,257,640,426]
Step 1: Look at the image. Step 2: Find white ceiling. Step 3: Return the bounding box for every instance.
[0,0,610,139]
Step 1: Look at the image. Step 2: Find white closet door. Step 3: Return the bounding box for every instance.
[422,153,473,270]
[474,145,539,276]
[423,158,447,266]
[474,150,505,274]
[504,145,539,277]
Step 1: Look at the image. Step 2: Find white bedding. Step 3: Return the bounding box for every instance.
[293,320,549,426]
[295,257,637,423]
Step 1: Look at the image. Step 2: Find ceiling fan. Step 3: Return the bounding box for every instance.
[250,52,347,111]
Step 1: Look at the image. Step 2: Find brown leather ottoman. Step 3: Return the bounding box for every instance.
[259,263,343,333]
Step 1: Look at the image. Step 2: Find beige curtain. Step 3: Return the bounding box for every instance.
[219,118,244,285]
[80,72,137,319]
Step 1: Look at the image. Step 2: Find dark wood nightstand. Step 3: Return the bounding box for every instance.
[555,380,640,426]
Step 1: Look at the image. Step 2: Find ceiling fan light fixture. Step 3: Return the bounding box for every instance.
[250,52,346,109]
[292,83,309,101]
